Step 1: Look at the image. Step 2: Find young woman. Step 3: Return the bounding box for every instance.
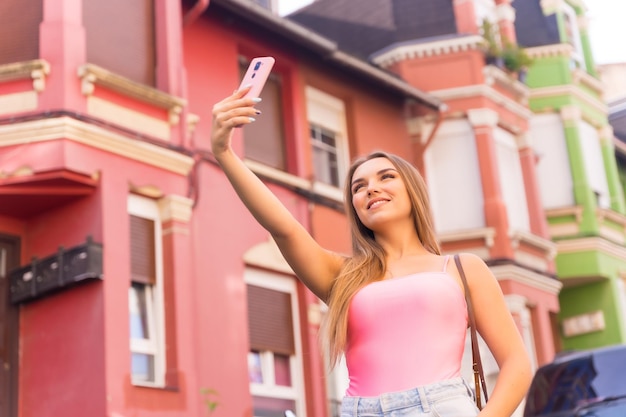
[211,87,532,417]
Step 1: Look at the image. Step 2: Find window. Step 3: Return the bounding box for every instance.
[0,0,42,64]
[242,58,287,170]
[83,0,156,85]
[128,195,165,386]
[579,121,610,209]
[562,3,586,70]
[494,128,530,233]
[425,119,485,232]
[246,269,305,417]
[310,124,341,187]
[306,87,349,189]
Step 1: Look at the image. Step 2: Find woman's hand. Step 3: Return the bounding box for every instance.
[210,87,261,157]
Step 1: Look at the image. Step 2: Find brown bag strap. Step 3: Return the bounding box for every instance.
[454,254,489,409]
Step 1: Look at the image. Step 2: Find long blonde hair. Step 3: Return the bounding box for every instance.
[322,151,441,366]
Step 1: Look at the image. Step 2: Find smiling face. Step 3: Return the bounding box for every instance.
[350,157,413,231]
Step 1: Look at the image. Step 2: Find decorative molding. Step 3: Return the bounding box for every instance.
[244,158,345,205]
[438,227,496,247]
[0,116,194,176]
[596,208,626,244]
[614,137,626,157]
[0,59,50,92]
[483,66,529,101]
[548,222,580,238]
[530,84,608,114]
[491,263,563,295]
[525,44,573,59]
[556,236,626,260]
[187,113,200,138]
[571,69,603,95]
[87,96,171,141]
[77,63,186,125]
[371,35,484,68]
[0,91,38,116]
[546,205,584,221]
[467,108,499,127]
[243,236,293,275]
[431,84,533,119]
[530,85,608,115]
[599,125,614,139]
[509,229,557,259]
[540,0,564,14]
[496,3,516,21]
[159,194,193,223]
[559,105,582,121]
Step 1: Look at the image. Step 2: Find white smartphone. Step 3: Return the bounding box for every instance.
[238,56,275,98]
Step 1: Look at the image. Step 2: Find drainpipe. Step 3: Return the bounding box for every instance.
[411,102,448,173]
[183,0,210,26]
[422,105,447,151]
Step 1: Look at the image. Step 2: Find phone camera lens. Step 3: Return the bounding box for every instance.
[254,62,261,70]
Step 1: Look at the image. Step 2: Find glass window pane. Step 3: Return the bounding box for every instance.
[248,351,264,383]
[274,353,292,386]
[252,396,296,417]
[129,283,150,339]
[131,352,155,382]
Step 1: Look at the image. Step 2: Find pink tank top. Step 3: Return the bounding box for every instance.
[345,256,468,397]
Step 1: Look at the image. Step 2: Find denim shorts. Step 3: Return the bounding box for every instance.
[340,377,479,417]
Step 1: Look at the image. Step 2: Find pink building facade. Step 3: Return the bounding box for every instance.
[0,1,559,416]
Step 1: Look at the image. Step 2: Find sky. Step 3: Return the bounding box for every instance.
[278,0,626,65]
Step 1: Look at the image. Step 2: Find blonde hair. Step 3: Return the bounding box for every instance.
[322,151,441,366]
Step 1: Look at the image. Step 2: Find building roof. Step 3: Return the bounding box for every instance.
[609,101,626,143]
[511,0,560,47]
[288,0,457,60]
[205,0,444,110]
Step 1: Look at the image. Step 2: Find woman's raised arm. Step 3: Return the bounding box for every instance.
[211,88,344,301]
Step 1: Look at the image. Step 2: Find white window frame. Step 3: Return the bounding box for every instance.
[127,194,166,387]
[494,127,530,233]
[562,2,586,70]
[245,268,306,417]
[472,0,497,28]
[578,120,610,209]
[306,86,349,192]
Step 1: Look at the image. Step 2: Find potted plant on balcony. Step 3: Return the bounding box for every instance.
[481,19,504,68]
[502,41,534,82]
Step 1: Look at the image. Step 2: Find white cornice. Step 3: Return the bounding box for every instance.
[571,69,603,95]
[509,229,558,259]
[431,84,533,119]
[490,264,563,295]
[371,35,484,68]
[525,44,574,59]
[556,236,626,259]
[77,63,186,125]
[159,194,193,223]
[0,116,193,176]
[614,137,626,157]
[438,227,496,247]
[546,206,584,221]
[0,59,50,92]
[529,84,608,115]
[483,66,529,100]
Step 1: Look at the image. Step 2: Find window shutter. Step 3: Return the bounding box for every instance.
[243,73,286,170]
[0,0,42,64]
[130,215,156,284]
[247,285,295,355]
[83,0,155,85]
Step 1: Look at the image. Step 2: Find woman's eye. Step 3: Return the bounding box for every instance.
[381,173,395,180]
[352,184,364,193]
